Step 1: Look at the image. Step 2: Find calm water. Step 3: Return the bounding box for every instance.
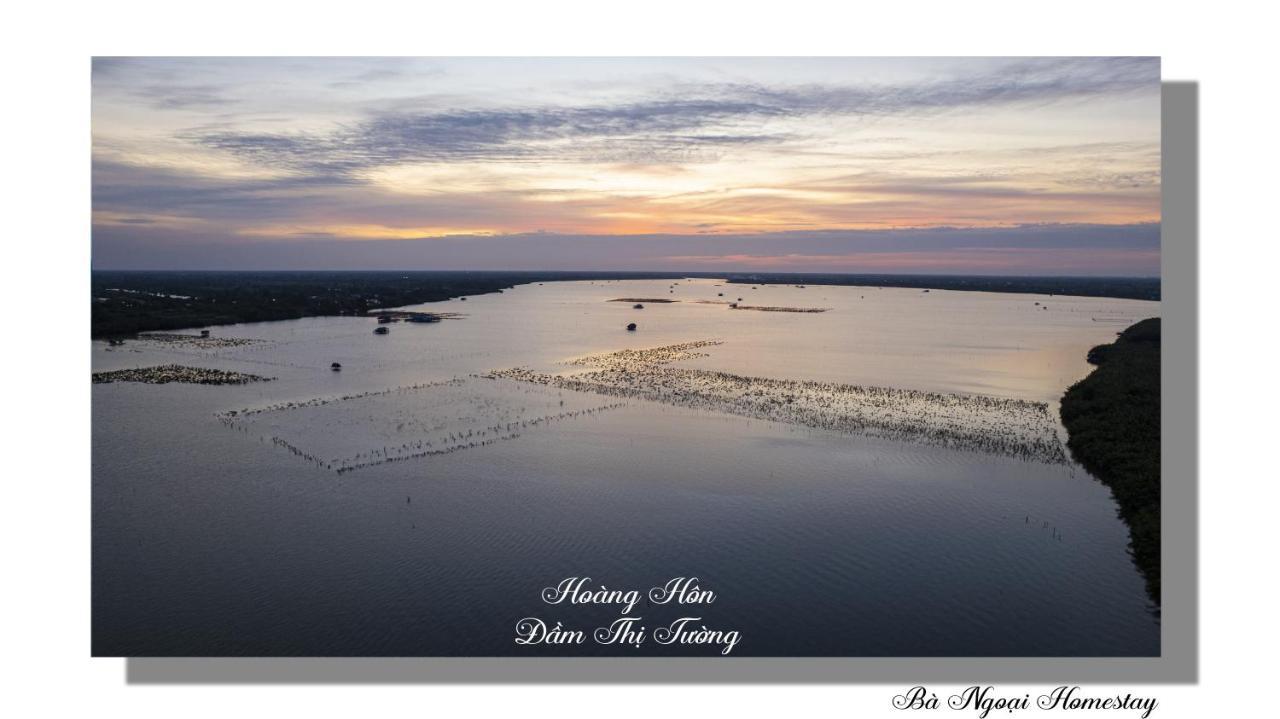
[92,278,1160,656]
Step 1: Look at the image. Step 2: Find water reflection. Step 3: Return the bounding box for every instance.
[92,278,1160,656]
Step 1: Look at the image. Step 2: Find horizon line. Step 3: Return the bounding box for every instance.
[90,267,1161,279]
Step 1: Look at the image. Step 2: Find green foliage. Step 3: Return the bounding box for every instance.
[1060,317,1161,602]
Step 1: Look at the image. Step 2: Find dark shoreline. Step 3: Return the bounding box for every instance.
[723,273,1160,301]
[92,270,1160,338]
[92,270,691,338]
[1060,317,1161,603]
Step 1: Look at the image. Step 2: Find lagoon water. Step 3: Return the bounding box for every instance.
[92,278,1160,656]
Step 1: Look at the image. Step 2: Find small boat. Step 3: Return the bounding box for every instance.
[374,327,389,335]
[331,362,342,371]
[626,323,637,332]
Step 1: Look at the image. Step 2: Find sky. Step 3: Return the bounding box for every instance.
[92,57,1161,275]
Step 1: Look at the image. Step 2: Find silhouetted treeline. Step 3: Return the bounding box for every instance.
[724,273,1161,301]
[1060,317,1161,603]
[90,270,693,337]
[91,270,1161,338]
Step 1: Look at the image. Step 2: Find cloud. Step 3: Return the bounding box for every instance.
[92,159,651,234]
[92,160,349,223]
[92,152,1160,244]
[188,99,790,172]
[720,57,1157,115]
[135,83,235,110]
[182,57,1158,173]
[93,219,1160,275]
[91,57,1161,274]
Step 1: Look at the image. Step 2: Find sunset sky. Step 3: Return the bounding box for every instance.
[92,57,1160,274]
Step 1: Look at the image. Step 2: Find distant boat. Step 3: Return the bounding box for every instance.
[374,327,389,335]
[377,315,393,324]
[633,303,644,309]
[626,323,637,331]
[331,362,342,371]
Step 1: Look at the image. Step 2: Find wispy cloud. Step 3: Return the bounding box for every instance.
[92,222,1161,275]
[181,57,1158,173]
[188,99,791,172]
[701,57,1157,115]
[92,57,1162,272]
[135,83,235,110]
